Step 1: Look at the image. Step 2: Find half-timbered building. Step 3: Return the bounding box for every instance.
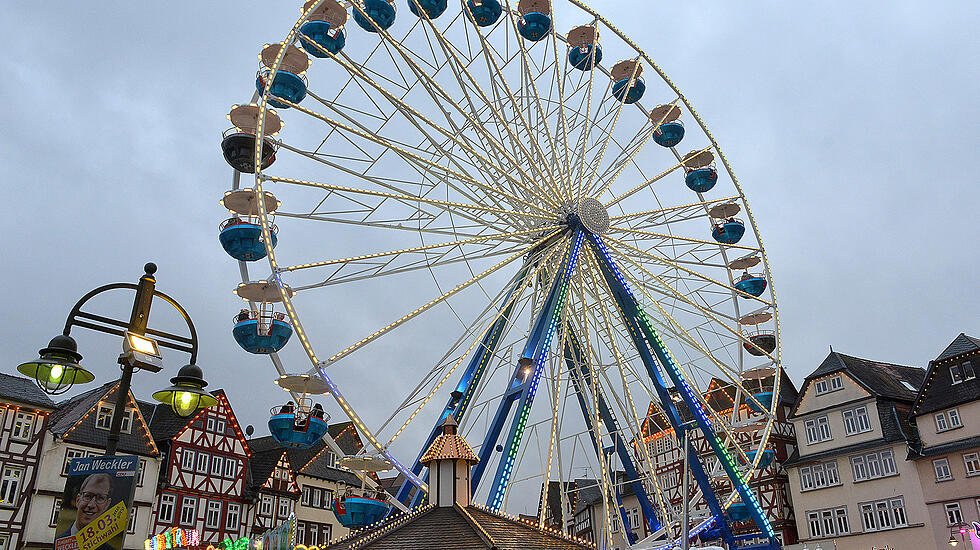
[246,438,300,538]
[144,389,251,546]
[21,381,161,550]
[639,372,799,546]
[0,373,56,550]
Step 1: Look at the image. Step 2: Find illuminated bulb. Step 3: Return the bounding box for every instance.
[49,364,64,381]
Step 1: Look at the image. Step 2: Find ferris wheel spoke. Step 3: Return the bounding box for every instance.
[319,229,564,365]
[357,6,561,209]
[274,210,497,239]
[608,195,739,231]
[278,226,556,273]
[604,235,773,309]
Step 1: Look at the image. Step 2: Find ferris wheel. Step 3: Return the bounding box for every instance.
[218,0,784,548]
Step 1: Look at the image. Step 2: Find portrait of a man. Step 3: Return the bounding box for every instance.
[55,473,118,550]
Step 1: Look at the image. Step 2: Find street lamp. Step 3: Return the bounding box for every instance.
[16,263,216,454]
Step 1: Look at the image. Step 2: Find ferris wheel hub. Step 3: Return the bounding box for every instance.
[574,197,609,235]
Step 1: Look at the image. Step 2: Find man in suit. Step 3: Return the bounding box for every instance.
[56,473,117,550]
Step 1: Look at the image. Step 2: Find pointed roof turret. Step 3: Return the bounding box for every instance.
[420,415,478,465]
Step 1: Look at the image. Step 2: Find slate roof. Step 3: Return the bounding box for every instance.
[911,333,980,417]
[329,421,365,455]
[935,333,980,363]
[0,373,56,409]
[325,504,594,550]
[911,434,980,459]
[248,436,286,490]
[49,381,158,457]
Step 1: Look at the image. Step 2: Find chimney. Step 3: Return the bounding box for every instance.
[419,415,480,507]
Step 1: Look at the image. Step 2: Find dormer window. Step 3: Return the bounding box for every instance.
[95,403,133,434]
[814,375,843,396]
[951,360,977,384]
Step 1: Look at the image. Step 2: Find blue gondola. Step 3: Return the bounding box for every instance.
[743,333,776,357]
[711,219,745,244]
[465,0,502,26]
[568,44,602,70]
[220,132,277,173]
[255,71,307,109]
[219,219,278,262]
[726,502,750,522]
[332,496,390,528]
[653,122,685,148]
[747,391,773,414]
[232,316,292,354]
[269,413,329,448]
[739,449,776,469]
[611,78,645,104]
[409,0,447,19]
[734,274,767,297]
[354,0,396,32]
[685,167,717,192]
[517,12,551,41]
[299,21,346,57]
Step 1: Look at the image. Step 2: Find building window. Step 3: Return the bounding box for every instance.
[301,487,311,506]
[804,416,832,444]
[0,536,9,550]
[206,417,215,432]
[278,498,290,518]
[180,497,197,526]
[814,375,843,396]
[95,404,132,433]
[227,503,240,531]
[842,406,872,436]
[297,523,306,545]
[64,448,87,475]
[0,466,23,506]
[948,409,963,429]
[50,498,63,527]
[159,494,176,524]
[951,361,977,384]
[628,508,639,529]
[324,489,334,506]
[321,525,331,543]
[224,457,238,479]
[799,460,840,491]
[851,450,896,482]
[312,488,322,509]
[964,453,980,477]
[211,456,223,477]
[127,506,138,534]
[11,411,36,441]
[260,495,273,516]
[860,497,906,532]
[946,502,963,526]
[205,500,222,529]
[137,459,147,487]
[196,452,209,474]
[325,451,337,468]
[309,527,318,547]
[934,458,953,481]
[181,449,195,471]
[806,506,848,537]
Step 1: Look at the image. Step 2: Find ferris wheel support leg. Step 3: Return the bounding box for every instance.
[586,233,780,550]
[564,324,661,541]
[394,264,534,508]
[471,230,584,510]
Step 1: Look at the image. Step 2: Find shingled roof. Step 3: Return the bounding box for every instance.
[794,351,925,415]
[420,416,479,465]
[0,372,56,409]
[324,504,594,550]
[910,333,980,417]
[49,381,158,457]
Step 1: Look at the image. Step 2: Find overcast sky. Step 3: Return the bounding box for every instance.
[2,1,978,453]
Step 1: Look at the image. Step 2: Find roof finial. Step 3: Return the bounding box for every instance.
[829,344,834,352]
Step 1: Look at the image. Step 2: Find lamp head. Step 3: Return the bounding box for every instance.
[17,335,93,395]
[152,363,219,417]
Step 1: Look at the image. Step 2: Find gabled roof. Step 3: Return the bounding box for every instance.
[0,373,57,409]
[911,333,980,417]
[935,333,980,363]
[248,436,287,490]
[792,351,925,417]
[50,381,159,457]
[325,504,594,550]
[328,421,364,455]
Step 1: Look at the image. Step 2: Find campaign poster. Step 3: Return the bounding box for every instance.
[54,455,140,550]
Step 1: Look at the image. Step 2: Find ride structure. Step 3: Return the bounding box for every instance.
[219,1,786,548]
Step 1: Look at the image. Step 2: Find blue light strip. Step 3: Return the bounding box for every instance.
[588,235,777,544]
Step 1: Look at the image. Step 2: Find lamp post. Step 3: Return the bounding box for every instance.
[17,263,217,455]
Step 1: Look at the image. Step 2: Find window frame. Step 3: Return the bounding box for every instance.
[948,408,963,429]
[0,466,24,506]
[945,502,963,526]
[159,493,176,524]
[63,448,87,476]
[260,495,274,516]
[964,452,980,477]
[50,498,63,527]
[859,497,906,532]
[181,449,196,471]
[204,500,222,529]
[814,375,843,396]
[842,405,872,436]
[179,497,197,527]
[227,503,241,531]
[933,458,953,481]
[278,498,290,519]
[137,458,147,487]
[11,411,36,441]
[301,486,312,506]
[127,505,138,534]
[211,455,223,477]
[804,415,832,444]
[195,452,209,474]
